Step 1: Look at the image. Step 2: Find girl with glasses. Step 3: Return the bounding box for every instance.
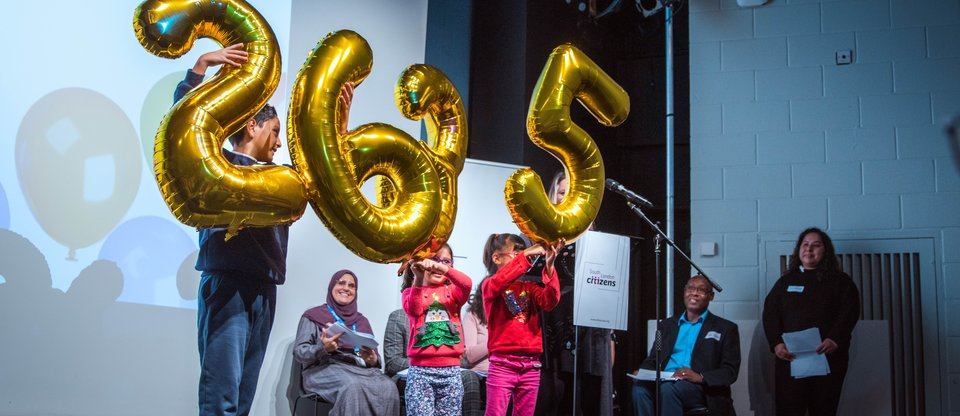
[402,244,474,416]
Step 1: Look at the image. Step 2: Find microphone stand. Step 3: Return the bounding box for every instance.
[653,232,663,416]
[625,202,720,416]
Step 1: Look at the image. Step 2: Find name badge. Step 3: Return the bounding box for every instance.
[705,331,721,341]
[787,285,804,293]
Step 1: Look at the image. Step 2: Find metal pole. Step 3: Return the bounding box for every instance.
[665,0,676,314]
[654,233,663,416]
[572,326,579,416]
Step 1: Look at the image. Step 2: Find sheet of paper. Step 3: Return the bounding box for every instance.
[324,322,379,349]
[782,327,830,378]
[627,368,679,382]
[789,351,831,379]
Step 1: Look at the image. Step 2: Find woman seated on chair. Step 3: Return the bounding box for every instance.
[294,269,400,416]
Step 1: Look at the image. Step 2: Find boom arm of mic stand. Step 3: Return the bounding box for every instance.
[625,202,723,292]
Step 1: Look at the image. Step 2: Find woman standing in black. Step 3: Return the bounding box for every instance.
[762,227,860,416]
[536,169,614,416]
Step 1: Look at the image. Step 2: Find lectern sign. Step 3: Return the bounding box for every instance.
[573,230,631,331]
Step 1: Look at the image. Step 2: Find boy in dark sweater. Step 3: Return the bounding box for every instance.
[173,44,353,415]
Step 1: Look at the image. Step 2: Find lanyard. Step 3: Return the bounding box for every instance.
[326,305,360,354]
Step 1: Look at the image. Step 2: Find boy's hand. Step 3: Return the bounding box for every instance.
[338,82,354,134]
[192,43,248,75]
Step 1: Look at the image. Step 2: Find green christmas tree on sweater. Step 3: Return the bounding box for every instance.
[413,297,461,348]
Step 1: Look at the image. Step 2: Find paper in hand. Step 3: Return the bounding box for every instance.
[782,327,830,378]
[627,368,679,382]
[325,322,379,349]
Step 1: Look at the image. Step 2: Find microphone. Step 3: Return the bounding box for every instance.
[605,178,654,208]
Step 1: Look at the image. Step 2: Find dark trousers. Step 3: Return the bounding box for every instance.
[774,358,848,416]
[561,372,604,415]
[632,380,706,416]
[197,271,276,416]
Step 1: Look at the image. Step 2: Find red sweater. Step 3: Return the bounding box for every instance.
[482,254,560,356]
[402,267,472,367]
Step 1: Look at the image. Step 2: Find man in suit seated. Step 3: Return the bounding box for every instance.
[632,274,741,416]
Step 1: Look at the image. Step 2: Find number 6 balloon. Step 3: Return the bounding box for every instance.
[288,30,467,263]
[133,0,308,238]
[506,44,630,245]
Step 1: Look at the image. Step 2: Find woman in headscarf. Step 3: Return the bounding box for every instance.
[293,269,400,416]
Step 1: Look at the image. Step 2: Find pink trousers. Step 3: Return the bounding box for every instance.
[485,353,542,416]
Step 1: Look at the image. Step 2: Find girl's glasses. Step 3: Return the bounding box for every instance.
[431,257,453,266]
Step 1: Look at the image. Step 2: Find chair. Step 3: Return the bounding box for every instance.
[290,358,333,416]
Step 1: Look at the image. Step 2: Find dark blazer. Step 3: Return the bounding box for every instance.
[640,312,741,416]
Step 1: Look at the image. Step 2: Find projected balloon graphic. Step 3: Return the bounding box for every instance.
[138,71,188,166]
[288,30,467,263]
[505,45,629,245]
[15,88,142,260]
[0,181,9,229]
[134,0,307,238]
[98,216,196,306]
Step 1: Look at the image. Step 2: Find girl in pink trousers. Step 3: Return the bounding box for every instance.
[480,233,563,416]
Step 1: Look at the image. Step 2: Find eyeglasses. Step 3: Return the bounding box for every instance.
[495,250,521,258]
[684,285,712,295]
[431,256,453,266]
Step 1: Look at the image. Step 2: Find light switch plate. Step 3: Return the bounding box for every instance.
[700,242,717,257]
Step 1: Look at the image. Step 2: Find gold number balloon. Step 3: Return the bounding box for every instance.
[506,44,630,245]
[133,0,308,237]
[395,64,468,258]
[288,30,467,263]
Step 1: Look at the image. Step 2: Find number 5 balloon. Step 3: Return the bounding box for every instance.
[506,44,630,245]
[133,0,308,237]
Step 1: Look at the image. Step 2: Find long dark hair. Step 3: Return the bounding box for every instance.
[400,243,453,292]
[787,227,840,274]
[467,278,488,325]
[481,233,526,276]
[472,233,527,325]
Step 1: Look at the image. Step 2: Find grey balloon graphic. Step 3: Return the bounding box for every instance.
[16,88,142,260]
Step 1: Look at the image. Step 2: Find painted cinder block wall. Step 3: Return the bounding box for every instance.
[687,0,960,412]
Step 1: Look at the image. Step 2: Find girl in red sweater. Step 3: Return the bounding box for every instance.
[402,244,473,416]
[481,233,563,416]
